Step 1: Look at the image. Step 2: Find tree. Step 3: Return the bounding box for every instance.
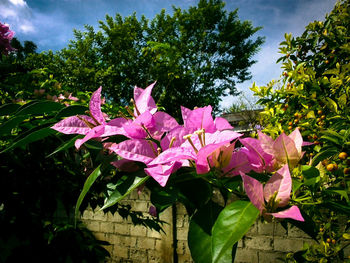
[252,0,350,261]
[52,0,263,118]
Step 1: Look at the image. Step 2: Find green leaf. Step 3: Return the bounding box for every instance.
[301,165,320,179]
[325,97,338,113]
[306,110,315,119]
[312,148,338,166]
[0,103,21,116]
[1,127,57,153]
[188,201,223,263]
[150,186,179,213]
[46,135,83,157]
[301,165,320,186]
[55,105,88,118]
[15,101,64,116]
[211,201,259,263]
[101,175,149,211]
[324,189,349,203]
[338,94,347,109]
[322,201,350,215]
[0,115,27,136]
[292,178,303,194]
[75,165,102,226]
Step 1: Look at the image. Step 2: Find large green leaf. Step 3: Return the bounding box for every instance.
[75,165,102,225]
[0,127,57,153]
[212,201,259,263]
[188,201,223,263]
[15,101,64,116]
[55,105,88,118]
[0,115,27,136]
[46,135,83,157]
[0,103,21,116]
[101,175,149,211]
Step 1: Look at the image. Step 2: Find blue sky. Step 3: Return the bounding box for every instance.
[0,0,337,109]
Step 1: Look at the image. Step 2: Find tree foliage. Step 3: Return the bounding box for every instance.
[31,0,263,118]
[252,1,350,261]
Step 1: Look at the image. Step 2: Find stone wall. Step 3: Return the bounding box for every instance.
[81,188,316,263]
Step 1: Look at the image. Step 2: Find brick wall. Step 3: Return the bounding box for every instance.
[80,188,342,263]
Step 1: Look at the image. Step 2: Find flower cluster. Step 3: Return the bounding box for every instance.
[52,83,308,221]
[0,22,15,55]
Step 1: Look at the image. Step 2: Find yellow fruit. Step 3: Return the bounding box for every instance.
[339,152,348,160]
[326,164,334,171]
[344,168,350,174]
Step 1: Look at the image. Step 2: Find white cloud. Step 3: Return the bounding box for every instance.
[9,0,26,6]
[0,0,35,34]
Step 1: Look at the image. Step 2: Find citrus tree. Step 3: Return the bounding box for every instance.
[252,1,350,261]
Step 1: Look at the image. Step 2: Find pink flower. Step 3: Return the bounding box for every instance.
[52,87,128,149]
[0,22,15,55]
[240,128,311,171]
[241,164,304,221]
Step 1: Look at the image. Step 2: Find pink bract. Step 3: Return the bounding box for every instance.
[241,164,304,221]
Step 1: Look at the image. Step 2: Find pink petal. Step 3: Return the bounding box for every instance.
[183,106,216,133]
[123,122,148,139]
[257,131,275,155]
[273,133,300,167]
[108,139,157,164]
[196,141,231,174]
[270,206,304,221]
[205,130,242,144]
[239,137,274,172]
[75,125,105,149]
[214,117,233,130]
[68,94,79,101]
[144,162,182,187]
[241,173,264,214]
[288,128,303,154]
[222,150,252,176]
[51,116,93,135]
[89,87,106,125]
[134,82,157,115]
[160,126,191,150]
[135,111,156,129]
[180,106,192,126]
[264,164,291,207]
[149,147,196,166]
[108,117,130,127]
[153,111,179,132]
[102,125,129,137]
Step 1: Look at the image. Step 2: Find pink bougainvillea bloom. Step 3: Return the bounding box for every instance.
[52,87,128,148]
[241,164,304,221]
[181,105,233,134]
[0,22,15,55]
[259,128,312,168]
[108,139,158,165]
[239,137,275,173]
[150,129,242,178]
[241,128,311,172]
[133,82,157,116]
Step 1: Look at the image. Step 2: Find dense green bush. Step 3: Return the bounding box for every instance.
[253,1,350,261]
